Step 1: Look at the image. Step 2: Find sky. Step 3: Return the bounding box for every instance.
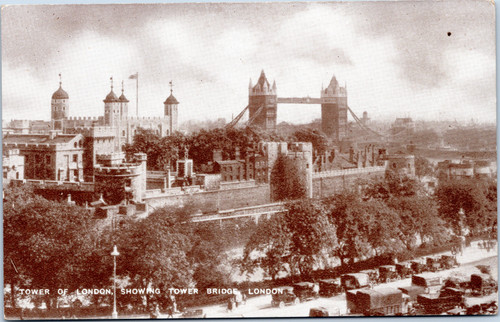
[1,1,496,125]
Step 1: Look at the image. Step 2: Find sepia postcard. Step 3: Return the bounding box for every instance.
[2,1,497,319]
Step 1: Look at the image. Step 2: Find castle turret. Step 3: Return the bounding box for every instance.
[164,81,179,135]
[248,70,277,131]
[321,74,348,141]
[51,73,69,130]
[103,77,120,127]
[118,80,129,119]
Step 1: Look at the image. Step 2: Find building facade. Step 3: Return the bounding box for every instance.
[3,132,84,182]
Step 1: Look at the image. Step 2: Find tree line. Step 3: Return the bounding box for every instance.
[241,171,497,281]
[124,127,328,172]
[3,185,238,313]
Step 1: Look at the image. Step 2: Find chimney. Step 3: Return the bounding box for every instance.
[235,147,241,160]
[49,130,59,140]
[213,149,223,162]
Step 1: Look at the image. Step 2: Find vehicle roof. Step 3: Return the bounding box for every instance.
[319,278,340,283]
[294,282,315,287]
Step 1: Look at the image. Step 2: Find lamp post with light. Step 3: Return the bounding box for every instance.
[111,245,120,319]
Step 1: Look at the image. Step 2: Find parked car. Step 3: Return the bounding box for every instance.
[395,262,413,279]
[349,287,410,316]
[470,273,498,297]
[412,273,442,294]
[293,282,319,302]
[417,287,465,314]
[360,269,379,285]
[309,306,340,317]
[318,278,343,297]
[410,260,426,275]
[378,265,399,283]
[271,286,299,308]
[426,256,442,272]
[439,255,459,270]
[341,273,370,291]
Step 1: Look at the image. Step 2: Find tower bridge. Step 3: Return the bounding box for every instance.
[228,70,349,142]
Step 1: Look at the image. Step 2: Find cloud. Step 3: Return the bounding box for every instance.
[1,3,496,125]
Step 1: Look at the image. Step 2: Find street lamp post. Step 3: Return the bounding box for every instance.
[111,245,120,319]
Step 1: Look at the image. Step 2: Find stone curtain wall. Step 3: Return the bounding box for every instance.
[144,184,271,213]
[312,166,385,198]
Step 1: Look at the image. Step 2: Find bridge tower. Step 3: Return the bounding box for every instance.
[248,70,277,131]
[321,75,348,141]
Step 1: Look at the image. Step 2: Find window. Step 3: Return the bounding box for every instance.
[45,155,51,164]
[3,172,7,179]
[73,154,78,162]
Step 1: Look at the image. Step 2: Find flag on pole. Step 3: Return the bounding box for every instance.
[129,72,138,79]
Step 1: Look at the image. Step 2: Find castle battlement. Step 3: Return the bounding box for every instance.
[312,165,386,178]
[66,116,103,121]
[12,179,94,191]
[123,116,168,121]
[94,163,143,176]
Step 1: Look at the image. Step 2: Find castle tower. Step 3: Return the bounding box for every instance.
[51,73,69,130]
[164,81,179,135]
[103,77,120,127]
[321,75,348,141]
[118,80,129,119]
[248,70,277,131]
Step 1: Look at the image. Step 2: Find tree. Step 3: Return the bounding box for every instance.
[387,196,448,250]
[291,129,328,158]
[270,154,306,201]
[414,155,434,178]
[241,215,292,281]
[435,178,496,235]
[325,191,403,267]
[123,128,162,170]
[116,208,193,310]
[3,187,95,309]
[283,199,337,277]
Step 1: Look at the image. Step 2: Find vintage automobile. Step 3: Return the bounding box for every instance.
[476,265,491,274]
[470,273,498,297]
[412,273,442,294]
[395,262,413,279]
[410,260,426,275]
[426,256,442,272]
[347,287,410,316]
[293,282,319,302]
[318,278,343,297]
[398,285,427,302]
[378,265,399,283]
[180,309,204,318]
[309,306,340,317]
[271,286,299,308]
[359,269,379,285]
[442,275,470,292]
[417,287,465,314]
[439,255,459,270]
[341,273,370,291]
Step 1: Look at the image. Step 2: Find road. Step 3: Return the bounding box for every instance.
[162,241,497,318]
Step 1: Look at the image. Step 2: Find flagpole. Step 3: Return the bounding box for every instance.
[136,72,139,116]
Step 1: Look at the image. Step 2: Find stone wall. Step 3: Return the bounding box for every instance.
[143,184,270,213]
[312,166,385,199]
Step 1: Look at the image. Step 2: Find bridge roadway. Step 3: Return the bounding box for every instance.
[190,202,285,223]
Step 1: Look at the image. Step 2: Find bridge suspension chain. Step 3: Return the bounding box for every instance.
[347,106,387,138]
[225,105,249,129]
